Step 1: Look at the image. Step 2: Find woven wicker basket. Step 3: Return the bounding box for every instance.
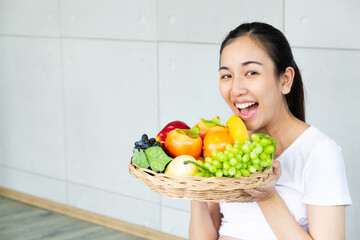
[129,160,273,202]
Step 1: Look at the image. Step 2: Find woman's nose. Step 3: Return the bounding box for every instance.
[231,76,248,96]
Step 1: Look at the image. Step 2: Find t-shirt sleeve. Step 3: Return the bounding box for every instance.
[302,140,352,206]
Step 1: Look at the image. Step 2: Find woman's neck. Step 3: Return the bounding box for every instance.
[258,111,309,159]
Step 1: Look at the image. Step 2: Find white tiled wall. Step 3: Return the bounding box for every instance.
[161,206,190,239]
[158,42,232,128]
[0,166,67,204]
[61,0,157,41]
[67,183,161,229]
[0,0,60,36]
[157,0,284,43]
[285,0,360,49]
[0,0,359,239]
[0,36,66,180]
[62,38,160,202]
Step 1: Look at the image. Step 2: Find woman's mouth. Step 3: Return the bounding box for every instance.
[235,102,258,119]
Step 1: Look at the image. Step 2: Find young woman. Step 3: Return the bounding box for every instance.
[189,22,352,240]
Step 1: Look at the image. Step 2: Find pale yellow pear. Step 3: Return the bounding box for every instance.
[164,155,198,177]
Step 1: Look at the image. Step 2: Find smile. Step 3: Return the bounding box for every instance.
[235,101,258,118]
[235,102,257,109]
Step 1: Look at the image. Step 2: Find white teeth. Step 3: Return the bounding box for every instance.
[235,102,256,109]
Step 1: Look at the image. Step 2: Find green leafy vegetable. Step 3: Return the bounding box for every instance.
[145,146,173,172]
[132,149,150,169]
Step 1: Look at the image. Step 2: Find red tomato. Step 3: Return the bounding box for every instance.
[165,129,202,159]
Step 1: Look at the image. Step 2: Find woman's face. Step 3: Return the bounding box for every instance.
[219,36,287,132]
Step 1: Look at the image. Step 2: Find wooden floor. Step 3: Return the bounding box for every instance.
[0,196,148,240]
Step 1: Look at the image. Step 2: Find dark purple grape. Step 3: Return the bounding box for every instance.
[149,138,156,144]
[141,134,148,142]
[134,134,158,151]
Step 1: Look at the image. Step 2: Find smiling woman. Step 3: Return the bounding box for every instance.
[219,35,295,132]
[189,22,352,240]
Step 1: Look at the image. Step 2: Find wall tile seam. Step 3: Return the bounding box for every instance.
[0,163,189,212]
[0,162,145,202]
[1,33,359,52]
[0,33,216,46]
[58,0,69,205]
[0,163,67,183]
[282,0,286,33]
[0,33,157,44]
[157,40,220,46]
[292,45,360,52]
[0,34,218,47]
[155,0,163,229]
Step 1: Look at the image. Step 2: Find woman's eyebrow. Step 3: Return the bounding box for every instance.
[242,61,262,66]
[219,61,262,71]
[218,66,229,71]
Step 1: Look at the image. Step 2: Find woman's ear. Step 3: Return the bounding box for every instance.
[281,67,295,95]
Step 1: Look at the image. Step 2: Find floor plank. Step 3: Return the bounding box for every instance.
[0,196,148,240]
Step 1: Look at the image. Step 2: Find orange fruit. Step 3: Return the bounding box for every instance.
[203,131,234,159]
[196,121,227,140]
[165,129,202,159]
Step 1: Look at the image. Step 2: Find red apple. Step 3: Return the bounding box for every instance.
[156,121,190,146]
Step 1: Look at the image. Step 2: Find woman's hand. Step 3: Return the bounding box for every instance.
[243,159,282,202]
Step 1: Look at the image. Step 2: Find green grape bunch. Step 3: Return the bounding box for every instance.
[194,133,278,178]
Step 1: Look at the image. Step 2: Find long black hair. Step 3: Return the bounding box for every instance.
[220,22,305,122]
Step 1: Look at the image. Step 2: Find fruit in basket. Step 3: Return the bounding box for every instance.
[165,126,202,159]
[203,131,234,159]
[195,117,227,140]
[134,134,160,151]
[226,115,249,144]
[164,155,198,177]
[156,121,190,146]
[197,156,205,163]
[198,133,277,178]
[144,146,173,172]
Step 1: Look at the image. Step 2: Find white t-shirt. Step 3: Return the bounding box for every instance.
[218,125,352,240]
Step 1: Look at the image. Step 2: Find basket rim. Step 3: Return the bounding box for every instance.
[128,160,272,185]
[128,160,273,202]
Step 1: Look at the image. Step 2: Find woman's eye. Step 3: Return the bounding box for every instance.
[246,71,257,76]
[221,74,232,79]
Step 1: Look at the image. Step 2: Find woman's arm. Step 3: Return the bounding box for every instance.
[257,194,345,240]
[189,201,222,240]
[307,205,345,239]
[244,160,312,239]
[257,192,313,240]
[245,160,346,240]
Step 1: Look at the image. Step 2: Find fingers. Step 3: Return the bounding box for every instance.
[226,189,262,202]
[244,188,262,200]
[272,159,280,169]
[272,159,282,178]
[232,160,281,203]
